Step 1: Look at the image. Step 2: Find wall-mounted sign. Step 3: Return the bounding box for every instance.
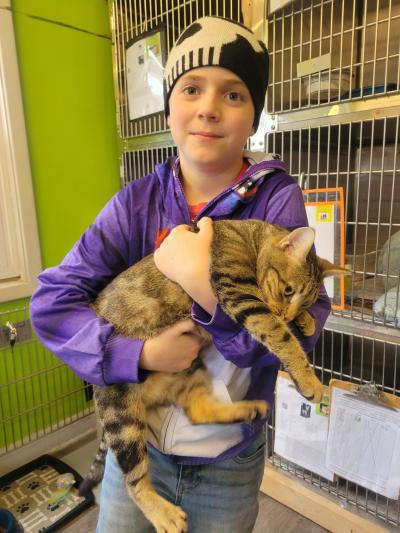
[304,187,345,310]
[125,27,165,120]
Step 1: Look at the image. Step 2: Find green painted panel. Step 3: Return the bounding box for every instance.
[13,6,120,267]
[12,0,111,37]
[0,299,28,314]
[1,2,118,440]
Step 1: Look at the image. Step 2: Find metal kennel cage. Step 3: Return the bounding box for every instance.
[0,307,95,468]
[108,0,400,527]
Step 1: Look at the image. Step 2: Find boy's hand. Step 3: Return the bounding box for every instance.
[154,217,217,315]
[139,319,204,372]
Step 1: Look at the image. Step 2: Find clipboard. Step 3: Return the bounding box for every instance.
[329,379,400,411]
[274,371,335,481]
[326,379,400,499]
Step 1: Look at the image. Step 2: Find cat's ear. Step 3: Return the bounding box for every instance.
[318,258,350,278]
[278,227,315,262]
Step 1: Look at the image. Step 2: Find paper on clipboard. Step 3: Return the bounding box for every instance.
[326,380,400,499]
[274,372,335,481]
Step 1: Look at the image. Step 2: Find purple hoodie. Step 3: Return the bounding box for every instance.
[30,151,331,464]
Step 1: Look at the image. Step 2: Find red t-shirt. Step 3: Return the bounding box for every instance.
[155,161,250,248]
[188,161,249,219]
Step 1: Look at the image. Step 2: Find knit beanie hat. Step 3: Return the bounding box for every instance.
[163,16,269,131]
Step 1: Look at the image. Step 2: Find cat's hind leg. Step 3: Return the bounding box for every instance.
[100,392,187,533]
[176,368,269,424]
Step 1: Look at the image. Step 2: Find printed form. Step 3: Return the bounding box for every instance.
[326,387,400,499]
[274,375,335,481]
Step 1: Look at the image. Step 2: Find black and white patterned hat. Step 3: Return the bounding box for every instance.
[163,16,269,130]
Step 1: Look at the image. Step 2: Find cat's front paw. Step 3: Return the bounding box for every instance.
[152,500,187,533]
[294,373,323,403]
[294,311,316,337]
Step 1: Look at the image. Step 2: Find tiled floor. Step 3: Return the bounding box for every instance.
[58,437,328,532]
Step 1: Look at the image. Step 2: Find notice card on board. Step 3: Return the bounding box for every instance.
[126,29,165,120]
[274,373,335,481]
[326,381,400,499]
[303,187,345,310]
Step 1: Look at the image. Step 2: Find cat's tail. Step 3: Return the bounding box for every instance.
[78,431,108,495]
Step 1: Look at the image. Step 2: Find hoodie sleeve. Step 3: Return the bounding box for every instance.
[191,180,331,368]
[30,190,147,386]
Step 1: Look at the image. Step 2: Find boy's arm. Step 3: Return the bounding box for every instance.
[155,183,331,367]
[192,289,331,368]
[30,191,145,386]
[31,189,205,385]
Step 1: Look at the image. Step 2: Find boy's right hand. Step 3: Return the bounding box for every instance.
[139,319,204,372]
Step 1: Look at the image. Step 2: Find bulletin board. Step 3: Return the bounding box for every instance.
[303,187,345,310]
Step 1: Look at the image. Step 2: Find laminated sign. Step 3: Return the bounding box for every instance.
[303,187,345,309]
[125,27,166,120]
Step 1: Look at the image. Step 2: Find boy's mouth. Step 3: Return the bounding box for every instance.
[191,131,223,139]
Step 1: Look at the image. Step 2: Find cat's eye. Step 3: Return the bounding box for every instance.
[284,286,295,297]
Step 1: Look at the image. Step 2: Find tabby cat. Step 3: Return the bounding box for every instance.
[79,219,344,533]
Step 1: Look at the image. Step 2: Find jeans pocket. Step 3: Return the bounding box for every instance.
[233,430,266,464]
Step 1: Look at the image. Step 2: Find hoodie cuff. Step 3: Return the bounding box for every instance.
[191,302,242,342]
[103,334,148,385]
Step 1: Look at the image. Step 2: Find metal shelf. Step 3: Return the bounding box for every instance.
[326,314,400,345]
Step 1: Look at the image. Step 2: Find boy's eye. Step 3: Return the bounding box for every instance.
[226,91,242,101]
[183,86,199,95]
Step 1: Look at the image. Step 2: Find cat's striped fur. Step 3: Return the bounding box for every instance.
[79,219,344,533]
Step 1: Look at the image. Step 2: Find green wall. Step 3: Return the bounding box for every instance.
[0,1,120,447]
[0,0,119,313]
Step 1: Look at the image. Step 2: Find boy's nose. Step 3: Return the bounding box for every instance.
[197,94,220,121]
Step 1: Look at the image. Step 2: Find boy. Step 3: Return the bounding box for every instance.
[30,16,331,533]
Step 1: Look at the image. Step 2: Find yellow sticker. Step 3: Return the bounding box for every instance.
[316,205,333,222]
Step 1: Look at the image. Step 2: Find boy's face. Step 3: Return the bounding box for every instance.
[167,67,255,174]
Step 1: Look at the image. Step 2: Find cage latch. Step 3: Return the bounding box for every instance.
[5,320,17,347]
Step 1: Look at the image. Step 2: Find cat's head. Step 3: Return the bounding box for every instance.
[260,226,347,321]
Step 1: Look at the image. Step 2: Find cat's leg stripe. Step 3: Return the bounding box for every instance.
[127,473,146,487]
[104,417,145,434]
[225,293,260,304]
[235,307,270,325]
[112,440,146,474]
[211,271,258,287]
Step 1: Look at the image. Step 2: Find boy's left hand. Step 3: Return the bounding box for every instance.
[154,217,217,315]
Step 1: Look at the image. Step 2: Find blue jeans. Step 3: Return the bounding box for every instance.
[96,427,266,533]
